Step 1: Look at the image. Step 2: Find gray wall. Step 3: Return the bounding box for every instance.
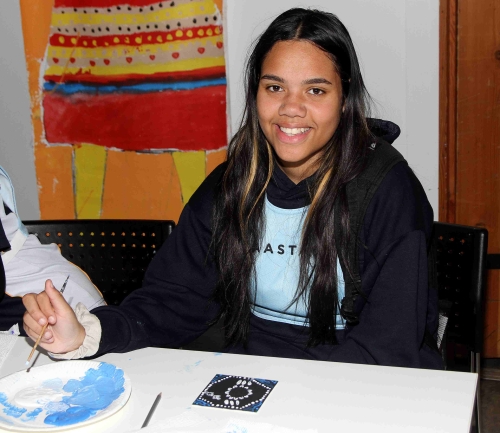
[0,0,439,218]
[0,1,39,219]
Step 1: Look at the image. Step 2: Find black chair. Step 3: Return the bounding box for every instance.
[431,221,488,433]
[22,219,175,306]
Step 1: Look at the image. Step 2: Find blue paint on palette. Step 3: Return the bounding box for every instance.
[26,408,43,421]
[44,363,124,426]
[0,393,26,418]
[0,363,125,428]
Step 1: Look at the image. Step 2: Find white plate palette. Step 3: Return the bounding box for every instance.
[0,361,131,431]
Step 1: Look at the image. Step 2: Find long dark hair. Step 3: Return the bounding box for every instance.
[212,8,373,346]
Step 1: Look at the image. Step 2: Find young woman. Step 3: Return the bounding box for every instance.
[22,8,442,369]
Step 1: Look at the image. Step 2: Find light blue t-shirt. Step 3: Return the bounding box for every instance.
[251,197,345,328]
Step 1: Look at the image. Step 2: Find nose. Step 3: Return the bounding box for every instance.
[278,92,306,118]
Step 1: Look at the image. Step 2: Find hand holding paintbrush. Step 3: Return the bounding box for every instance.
[23,276,86,364]
[25,275,70,366]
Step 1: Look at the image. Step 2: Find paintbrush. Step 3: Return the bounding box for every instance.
[59,274,70,294]
[25,275,70,366]
[142,392,162,428]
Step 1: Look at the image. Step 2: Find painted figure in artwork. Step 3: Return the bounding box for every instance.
[21,0,227,221]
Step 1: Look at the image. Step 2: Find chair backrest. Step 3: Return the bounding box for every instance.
[22,219,175,306]
[431,222,488,371]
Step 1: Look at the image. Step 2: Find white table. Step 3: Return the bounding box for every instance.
[0,337,477,433]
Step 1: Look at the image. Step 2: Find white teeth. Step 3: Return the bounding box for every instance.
[279,126,310,136]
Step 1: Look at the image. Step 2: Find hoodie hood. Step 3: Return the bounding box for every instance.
[266,118,401,209]
[366,118,401,144]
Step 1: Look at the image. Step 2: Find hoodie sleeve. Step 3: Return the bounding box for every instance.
[0,201,10,304]
[327,162,442,368]
[0,223,8,306]
[91,165,224,356]
[0,197,28,333]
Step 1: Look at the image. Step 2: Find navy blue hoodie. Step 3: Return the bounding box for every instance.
[91,119,442,369]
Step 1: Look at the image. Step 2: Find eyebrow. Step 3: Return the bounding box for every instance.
[303,77,333,85]
[260,74,284,83]
[260,74,333,86]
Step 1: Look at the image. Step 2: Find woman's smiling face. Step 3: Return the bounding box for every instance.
[256,40,343,184]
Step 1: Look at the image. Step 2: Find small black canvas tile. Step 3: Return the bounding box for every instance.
[193,374,278,412]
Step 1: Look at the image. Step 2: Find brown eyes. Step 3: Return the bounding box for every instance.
[267,85,283,92]
[263,85,326,95]
[308,88,325,95]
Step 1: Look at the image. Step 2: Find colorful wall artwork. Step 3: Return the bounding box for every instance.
[19,0,227,221]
